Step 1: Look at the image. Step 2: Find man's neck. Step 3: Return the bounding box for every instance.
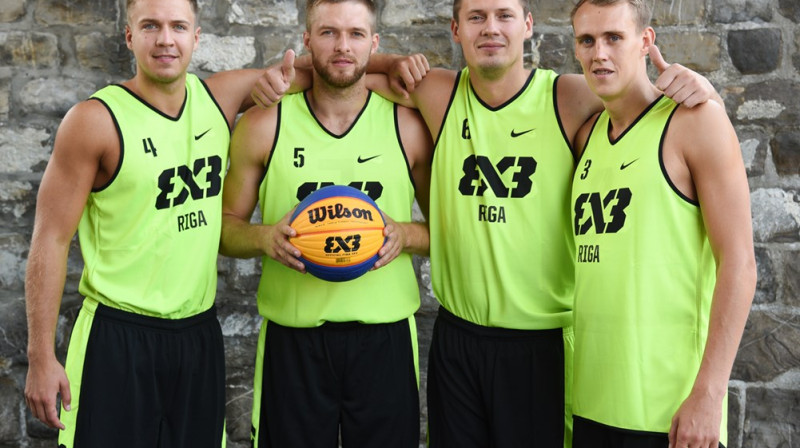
[468,64,531,109]
[307,76,370,135]
[123,73,187,118]
[604,81,663,140]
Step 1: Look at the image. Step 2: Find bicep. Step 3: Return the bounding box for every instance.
[397,107,433,220]
[223,109,277,220]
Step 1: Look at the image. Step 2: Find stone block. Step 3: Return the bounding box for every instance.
[651,0,706,26]
[0,234,27,292]
[227,0,298,27]
[75,32,132,74]
[191,34,256,73]
[0,74,8,121]
[781,250,800,307]
[225,381,254,445]
[19,78,98,117]
[728,28,782,75]
[735,126,767,177]
[727,385,743,448]
[0,32,59,69]
[532,1,576,26]
[732,311,800,382]
[381,0,451,26]
[0,180,35,232]
[0,127,51,174]
[652,32,721,72]
[732,80,800,124]
[753,247,777,305]
[0,377,21,444]
[532,32,582,75]
[0,0,24,22]
[778,0,800,23]
[379,30,455,69]
[772,130,800,176]
[743,387,800,447]
[712,0,773,23]
[255,31,304,67]
[34,0,118,25]
[749,189,800,243]
[0,293,26,361]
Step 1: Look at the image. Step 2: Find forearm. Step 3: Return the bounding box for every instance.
[25,238,68,361]
[397,221,430,257]
[220,214,270,259]
[691,258,756,398]
[367,52,402,74]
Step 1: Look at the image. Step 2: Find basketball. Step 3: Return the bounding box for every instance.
[289,185,386,282]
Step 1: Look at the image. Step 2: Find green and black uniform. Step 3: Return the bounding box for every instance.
[428,67,575,448]
[60,74,229,448]
[571,96,723,447]
[251,91,420,447]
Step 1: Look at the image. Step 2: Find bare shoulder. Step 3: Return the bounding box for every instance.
[55,99,117,161]
[669,100,737,159]
[230,104,280,164]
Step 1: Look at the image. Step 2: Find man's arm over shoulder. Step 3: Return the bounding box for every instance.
[204,68,269,127]
[666,101,756,448]
[25,99,116,430]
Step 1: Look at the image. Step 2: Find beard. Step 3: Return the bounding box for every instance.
[312,54,369,88]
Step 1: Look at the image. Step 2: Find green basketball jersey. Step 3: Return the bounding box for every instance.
[78,74,229,318]
[430,68,575,329]
[257,91,419,327]
[571,96,721,437]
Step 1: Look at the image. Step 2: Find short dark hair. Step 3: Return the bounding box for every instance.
[126,0,199,22]
[452,0,531,21]
[570,0,652,31]
[306,0,377,31]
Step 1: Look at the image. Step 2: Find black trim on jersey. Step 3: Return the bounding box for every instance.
[658,105,699,206]
[111,84,188,121]
[470,69,536,112]
[574,416,677,439]
[606,95,665,146]
[432,70,462,152]
[260,101,282,187]
[87,97,124,193]
[199,78,233,133]
[574,112,602,167]
[304,89,372,139]
[552,75,577,162]
[394,103,417,192]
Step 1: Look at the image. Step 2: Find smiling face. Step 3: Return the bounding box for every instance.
[304,0,378,89]
[125,0,199,86]
[451,0,533,80]
[572,1,653,102]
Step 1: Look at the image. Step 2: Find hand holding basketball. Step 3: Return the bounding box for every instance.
[373,213,404,270]
[263,207,305,273]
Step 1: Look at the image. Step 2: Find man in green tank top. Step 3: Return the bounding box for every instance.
[569,1,756,447]
[24,0,274,446]
[220,1,433,446]
[252,0,721,446]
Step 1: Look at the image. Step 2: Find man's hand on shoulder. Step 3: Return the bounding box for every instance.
[649,44,721,109]
[252,50,299,109]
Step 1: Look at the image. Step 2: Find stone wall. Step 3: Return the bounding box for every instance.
[0,0,797,447]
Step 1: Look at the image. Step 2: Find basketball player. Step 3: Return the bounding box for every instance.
[251,0,719,446]
[24,0,273,446]
[569,1,755,447]
[219,1,433,447]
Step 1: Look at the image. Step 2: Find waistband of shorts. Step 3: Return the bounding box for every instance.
[437,306,563,339]
[269,317,409,332]
[82,298,218,331]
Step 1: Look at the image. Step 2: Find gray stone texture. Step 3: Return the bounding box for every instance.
[1,0,798,446]
[728,28,782,74]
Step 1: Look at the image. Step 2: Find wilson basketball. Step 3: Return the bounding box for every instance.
[289,185,386,282]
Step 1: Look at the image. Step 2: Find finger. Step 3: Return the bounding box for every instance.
[282,49,296,83]
[60,380,72,412]
[400,70,418,94]
[251,92,269,109]
[389,77,410,100]
[648,44,670,74]
[45,401,65,430]
[668,419,678,448]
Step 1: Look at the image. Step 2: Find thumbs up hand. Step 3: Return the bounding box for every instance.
[650,44,717,108]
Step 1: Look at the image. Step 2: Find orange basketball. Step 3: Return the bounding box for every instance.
[289,185,386,282]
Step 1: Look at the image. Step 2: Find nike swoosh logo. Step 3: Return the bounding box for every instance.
[510,128,535,138]
[620,159,639,170]
[357,155,381,163]
[194,129,211,140]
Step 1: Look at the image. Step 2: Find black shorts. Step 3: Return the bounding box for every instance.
[573,416,726,448]
[253,318,419,448]
[427,306,566,448]
[59,301,226,448]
